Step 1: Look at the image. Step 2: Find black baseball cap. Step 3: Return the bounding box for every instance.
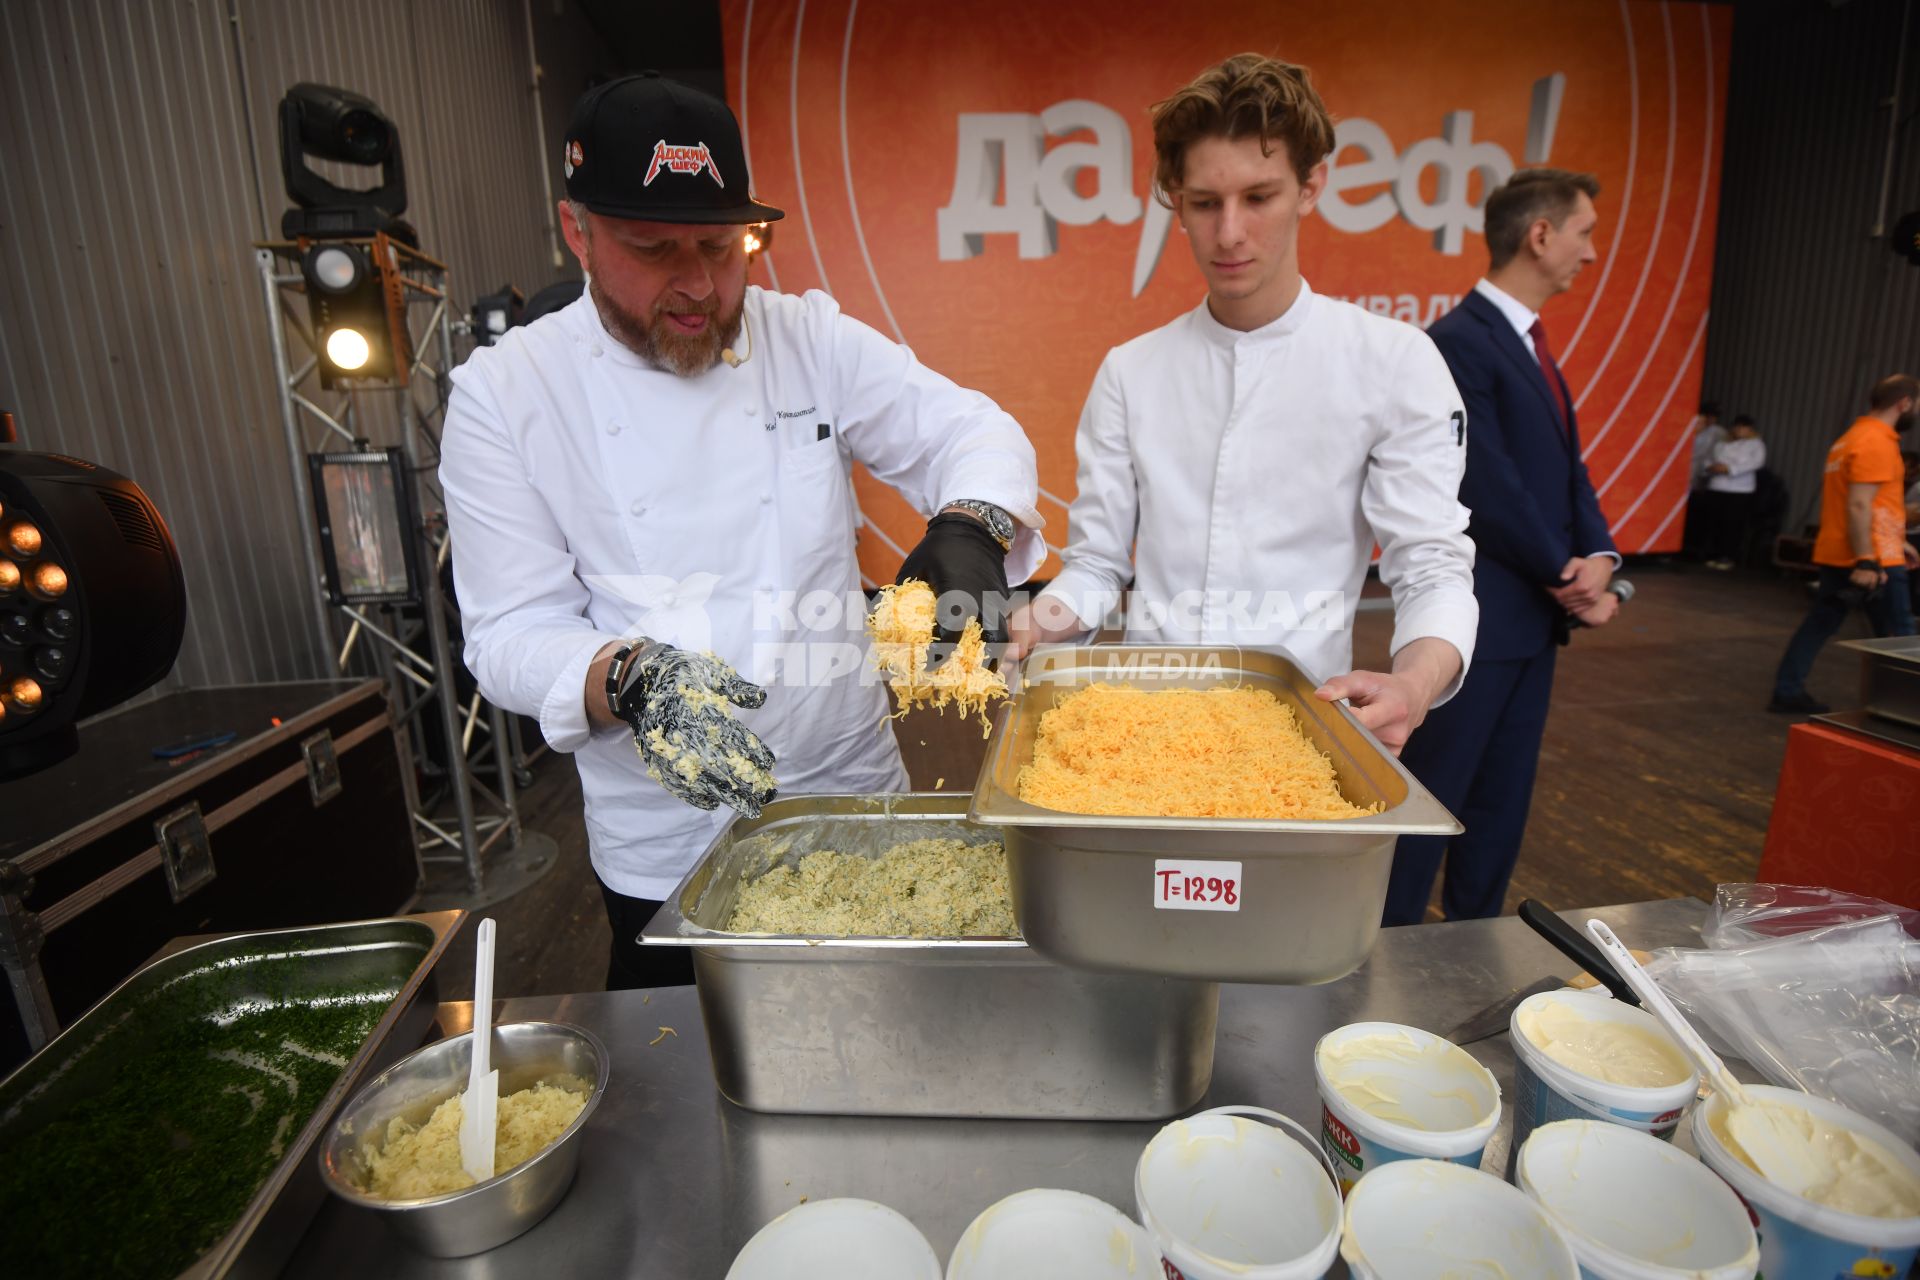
[563,72,784,225]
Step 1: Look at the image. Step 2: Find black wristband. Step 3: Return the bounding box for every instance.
[1855,558,1881,572]
[605,643,637,720]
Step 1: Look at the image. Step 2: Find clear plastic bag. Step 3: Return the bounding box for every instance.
[1647,890,1920,1147]
[1701,881,1920,948]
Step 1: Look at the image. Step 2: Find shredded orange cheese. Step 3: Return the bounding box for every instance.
[1015,682,1379,819]
[867,579,1006,736]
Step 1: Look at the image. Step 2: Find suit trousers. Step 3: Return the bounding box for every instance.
[1384,646,1558,926]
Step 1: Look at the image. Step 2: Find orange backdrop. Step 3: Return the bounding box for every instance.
[721,0,1731,584]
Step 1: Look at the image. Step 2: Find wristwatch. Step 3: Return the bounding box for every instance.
[605,637,665,719]
[942,499,1015,553]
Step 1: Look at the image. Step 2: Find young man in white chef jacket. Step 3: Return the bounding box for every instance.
[440,73,1044,988]
[1009,53,1477,752]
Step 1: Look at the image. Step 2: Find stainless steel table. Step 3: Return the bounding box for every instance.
[287,898,1730,1278]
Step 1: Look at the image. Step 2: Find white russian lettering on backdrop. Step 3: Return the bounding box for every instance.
[1317,118,1399,234]
[937,114,1052,260]
[938,103,1140,261]
[1035,100,1143,228]
[939,75,1564,279]
[1395,111,1514,254]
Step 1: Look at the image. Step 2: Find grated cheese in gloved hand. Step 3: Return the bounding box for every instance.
[867,579,1006,737]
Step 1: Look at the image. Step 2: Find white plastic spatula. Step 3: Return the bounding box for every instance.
[458,917,499,1185]
[1584,918,1814,1195]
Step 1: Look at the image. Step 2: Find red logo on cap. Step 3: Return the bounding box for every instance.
[644,140,724,188]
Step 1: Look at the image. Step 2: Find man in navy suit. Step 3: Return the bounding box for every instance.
[1383,169,1621,926]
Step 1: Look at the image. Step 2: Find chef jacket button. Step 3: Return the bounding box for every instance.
[742,407,755,417]
[760,493,773,505]
[606,422,621,436]
[663,593,678,607]
[591,344,604,358]
[630,501,647,517]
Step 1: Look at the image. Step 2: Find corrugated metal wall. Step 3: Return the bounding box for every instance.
[1700,0,1920,531]
[0,0,609,688]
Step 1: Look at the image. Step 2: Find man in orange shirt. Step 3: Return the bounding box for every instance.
[1769,374,1919,713]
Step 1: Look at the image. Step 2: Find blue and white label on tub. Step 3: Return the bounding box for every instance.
[1732,1184,1918,1280]
[1151,859,1242,912]
[1509,1053,1684,1163]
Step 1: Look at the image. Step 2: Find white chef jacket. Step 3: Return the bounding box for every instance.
[1040,280,1478,699]
[1705,436,1766,494]
[439,287,1044,899]
[1691,422,1728,489]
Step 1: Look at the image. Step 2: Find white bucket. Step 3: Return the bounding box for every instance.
[1507,990,1697,1170]
[1312,1022,1501,1192]
[1516,1119,1758,1279]
[727,1197,941,1280]
[946,1188,1160,1280]
[1339,1158,1578,1280]
[1133,1105,1342,1280]
[1692,1085,1920,1280]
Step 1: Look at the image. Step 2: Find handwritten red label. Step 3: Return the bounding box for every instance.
[1152,859,1242,912]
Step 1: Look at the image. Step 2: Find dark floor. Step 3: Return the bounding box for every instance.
[435,562,1876,1001]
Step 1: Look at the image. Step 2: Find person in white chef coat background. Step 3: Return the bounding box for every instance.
[1008,53,1477,752]
[439,72,1044,989]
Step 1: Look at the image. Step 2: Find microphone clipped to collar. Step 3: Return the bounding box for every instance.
[721,307,752,368]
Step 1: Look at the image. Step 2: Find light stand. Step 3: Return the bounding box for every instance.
[254,236,552,904]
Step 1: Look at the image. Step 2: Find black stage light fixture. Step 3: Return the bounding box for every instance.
[300,240,408,386]
[0,451,186,780]
[522,280,585,326]
[1893,211,1920,267]
[306,447,424,606]
[470,284,525,347]
[279,83,408,241]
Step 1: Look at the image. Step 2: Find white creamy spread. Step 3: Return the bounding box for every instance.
[1714,1098,1920,1219]
[1515,998,1690,1087]
[1319,1031,1493,1131]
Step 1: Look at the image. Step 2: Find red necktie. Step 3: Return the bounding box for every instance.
[1529,319,1570,435]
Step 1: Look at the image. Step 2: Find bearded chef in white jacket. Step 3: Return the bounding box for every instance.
[440,73,1043,989]
[1009,54,1476,753]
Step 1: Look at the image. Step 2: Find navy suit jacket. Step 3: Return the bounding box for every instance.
[1426,290,1617,662]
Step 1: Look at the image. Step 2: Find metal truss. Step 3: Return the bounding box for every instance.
[254,239,528,895]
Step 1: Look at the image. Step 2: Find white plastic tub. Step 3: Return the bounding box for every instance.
[1134,1105,1342,1279]
[1517,1119,1757,1279]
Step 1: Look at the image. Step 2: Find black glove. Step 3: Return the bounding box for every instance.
[610,643,778,817]
[896,512,1012,658]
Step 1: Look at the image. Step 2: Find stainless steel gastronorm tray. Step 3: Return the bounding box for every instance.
[969,644,1462,983]
[0,912,461,1279]
[641,793,1218,1119]
[1840,635,1920,728]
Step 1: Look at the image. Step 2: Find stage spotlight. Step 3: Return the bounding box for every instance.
[279,83,408,240]
[470,284,525,346]
[301,241,404,386]
[744,222,773,259]
[326,327,372,371]
[0,452,186,780]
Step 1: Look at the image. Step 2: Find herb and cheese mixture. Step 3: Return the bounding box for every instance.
[363,1081,588,1200]
[867,579,1007,736]
[728,836,1016,937]
[1016,682,1377,819]
[2,973,390,1280]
